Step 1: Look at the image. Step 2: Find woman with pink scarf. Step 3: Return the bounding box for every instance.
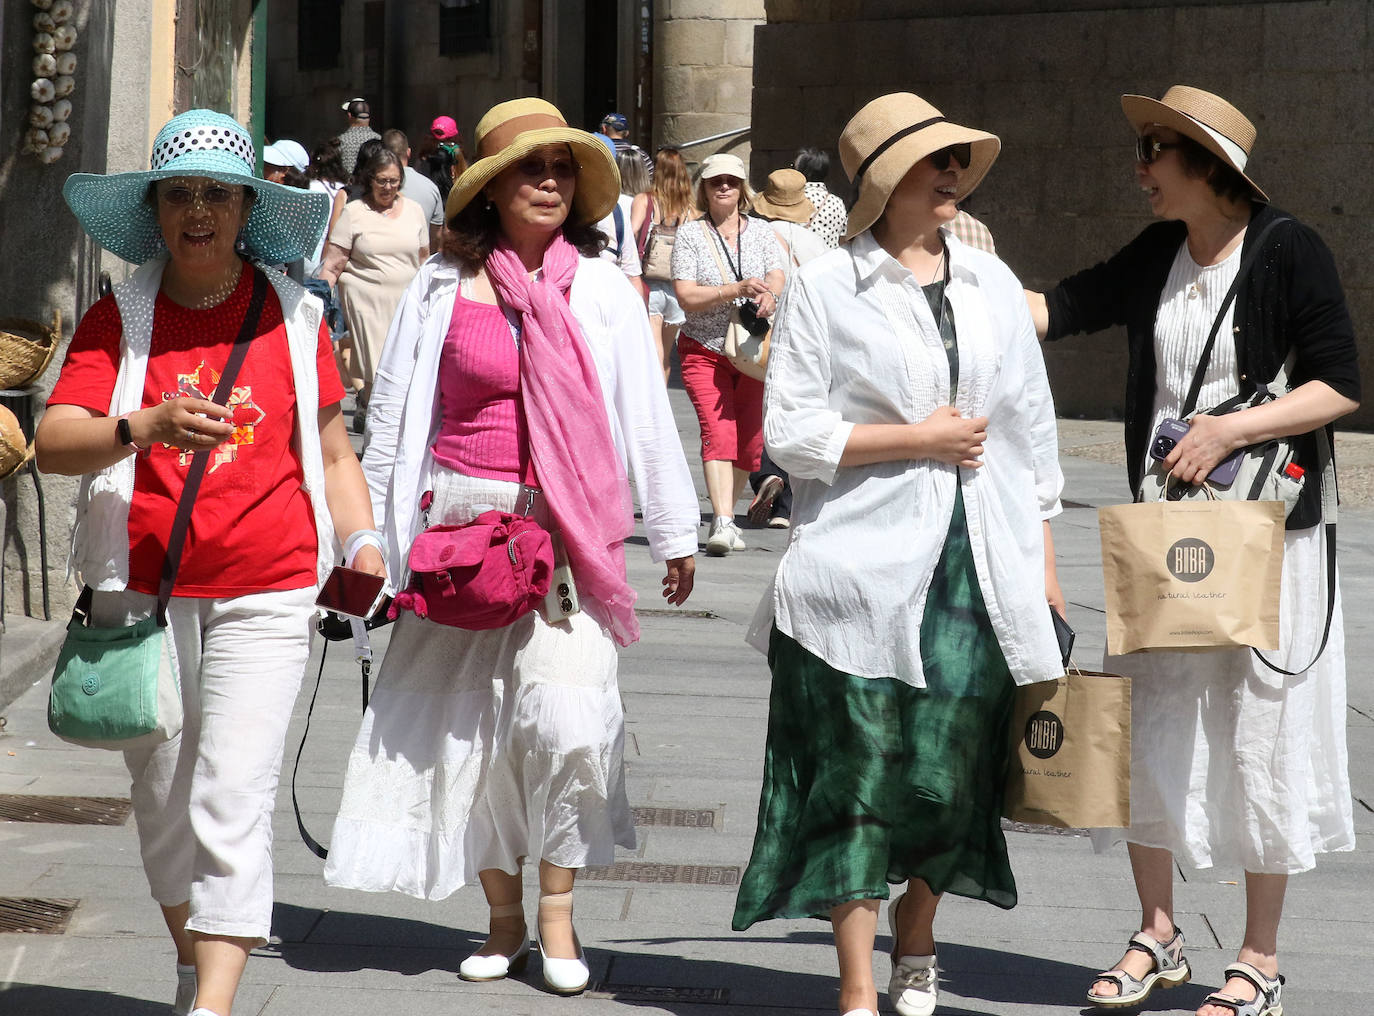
[322,99,700,996]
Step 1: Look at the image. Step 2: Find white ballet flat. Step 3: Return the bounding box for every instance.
[458,902,530,982]
[888,893,939,1016]
[538,891,589,995]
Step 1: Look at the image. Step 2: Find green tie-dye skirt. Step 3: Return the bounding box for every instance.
[732,490,1018,930]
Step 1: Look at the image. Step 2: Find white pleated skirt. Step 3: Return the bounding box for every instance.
[323,468,635,900]
[1091,522,1355,873]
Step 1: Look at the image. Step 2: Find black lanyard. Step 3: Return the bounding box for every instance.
[707,215,744,281]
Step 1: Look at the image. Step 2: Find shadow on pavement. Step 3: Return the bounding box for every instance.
[0,985,168,1015]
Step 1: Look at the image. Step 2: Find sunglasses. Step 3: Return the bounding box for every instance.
[515,156,579,180]
[1135,133,1181,165]
[928,143,971,172]
[157,183,242,207]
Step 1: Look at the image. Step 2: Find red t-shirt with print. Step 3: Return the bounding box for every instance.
[49,265,347,597]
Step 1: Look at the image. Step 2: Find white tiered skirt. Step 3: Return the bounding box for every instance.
[323,467,634,900]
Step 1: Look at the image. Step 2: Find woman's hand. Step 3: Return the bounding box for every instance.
[1162,412,1243,484]
[916,406,989,468]
[739,276,773,311]
[661,556,696,605]
[132,397,235,450]
[351,545,386,578]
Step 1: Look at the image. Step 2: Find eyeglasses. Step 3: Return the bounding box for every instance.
[709,177,741,190]
[1136,134,1181,165]
[515,156,579,180]
[157,183,242,207]
[372,177,403,189]
[928,144,971,172]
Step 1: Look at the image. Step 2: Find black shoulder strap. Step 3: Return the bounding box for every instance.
[1181,216,1291,417]
[1253,521,1336,676]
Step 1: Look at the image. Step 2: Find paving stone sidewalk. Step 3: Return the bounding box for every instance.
[1,399,1370,1015]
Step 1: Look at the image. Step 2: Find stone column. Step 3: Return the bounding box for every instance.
[654,0,763,178]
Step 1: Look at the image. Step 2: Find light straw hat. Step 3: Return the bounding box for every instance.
[1120,85,1267,201]
[62,109,330,265]
[751,168,815,224]
[443,98,619,225]
[839,92,999,241]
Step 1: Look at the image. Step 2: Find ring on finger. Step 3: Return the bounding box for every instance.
[184,427,197,440]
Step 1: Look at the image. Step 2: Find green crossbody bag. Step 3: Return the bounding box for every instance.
[47,271,267,750]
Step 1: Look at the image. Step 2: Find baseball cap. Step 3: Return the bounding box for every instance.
[430,115,460,141]
[600,112,628,131]
[341,97,370,119]
[263,139,309,173]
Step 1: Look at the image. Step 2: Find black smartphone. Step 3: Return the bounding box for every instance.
[1050,607,1075,668]
[315,566,387,620]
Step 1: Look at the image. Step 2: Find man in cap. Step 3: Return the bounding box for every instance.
[431,114,461,153]
[599,111,653,179]
[339,97,381,174]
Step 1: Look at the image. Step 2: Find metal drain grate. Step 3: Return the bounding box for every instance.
[0,795,132,825]
[581,862,739,885]
[632,807,716,829]
[0,898,78,934]
[590,984,729,1004]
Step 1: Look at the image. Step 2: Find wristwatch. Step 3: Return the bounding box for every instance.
[116,413,145,451]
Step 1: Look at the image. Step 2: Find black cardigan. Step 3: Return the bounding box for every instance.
[1045,202,1360,529]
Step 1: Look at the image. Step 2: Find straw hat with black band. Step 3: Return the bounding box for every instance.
[752,168,815,225]
[443,97,620,226]
[1120,84,1268,202]
[839,92,1000,242]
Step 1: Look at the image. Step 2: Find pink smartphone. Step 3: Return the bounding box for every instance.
[315,566,387,620]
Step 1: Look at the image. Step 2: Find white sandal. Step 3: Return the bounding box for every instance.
[1085,926,1191,1008]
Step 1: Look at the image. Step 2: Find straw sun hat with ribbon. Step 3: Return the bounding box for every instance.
[1120,84,1268,202]
[62,108,330,266]
[443,97,619,225]
[752,168,815,224]
[839,92,1000,241]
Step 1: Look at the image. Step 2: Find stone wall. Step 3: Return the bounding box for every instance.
[655,0,764,170]
[752,0,1374,427]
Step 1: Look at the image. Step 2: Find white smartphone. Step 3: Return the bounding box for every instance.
[315,565,387,620]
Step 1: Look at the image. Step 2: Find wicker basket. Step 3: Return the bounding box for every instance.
[0,311,60,391]
[0,403,31,481]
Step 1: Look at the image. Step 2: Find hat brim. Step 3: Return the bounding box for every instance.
[63,157,331,266]
[444,126,619,226]
[753,194,815,224]
[1121,94,1268,202]
[845,124,999,242]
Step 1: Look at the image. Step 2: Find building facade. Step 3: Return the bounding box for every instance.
[751,0,1374,426]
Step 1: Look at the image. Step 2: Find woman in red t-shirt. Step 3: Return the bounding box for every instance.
[37,110,385,1016]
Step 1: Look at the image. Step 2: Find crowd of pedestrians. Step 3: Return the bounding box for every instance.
[36,82,1356,1016]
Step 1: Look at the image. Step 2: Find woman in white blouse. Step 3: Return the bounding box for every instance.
[734,93,1065,1016]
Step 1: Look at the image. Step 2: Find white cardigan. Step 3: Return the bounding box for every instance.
[363,253,700,592]
[69,256,336,591]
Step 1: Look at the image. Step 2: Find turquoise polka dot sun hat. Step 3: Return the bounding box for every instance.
[62,108,331,265]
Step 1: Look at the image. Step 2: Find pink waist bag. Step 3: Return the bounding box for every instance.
[389,509,555,630]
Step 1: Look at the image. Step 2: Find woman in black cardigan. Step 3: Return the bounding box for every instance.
[1027,87,1358,1016]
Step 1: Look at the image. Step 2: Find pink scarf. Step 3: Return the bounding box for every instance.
[485,235,640,647]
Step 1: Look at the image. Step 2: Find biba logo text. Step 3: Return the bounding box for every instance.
[1024,710,1063,760]
[1166,537,1214,583]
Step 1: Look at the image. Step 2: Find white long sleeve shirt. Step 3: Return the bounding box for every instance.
[746,230,1065,688]
[363,253,700,592]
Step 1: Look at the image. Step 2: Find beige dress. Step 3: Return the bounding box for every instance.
[332,195,428,401]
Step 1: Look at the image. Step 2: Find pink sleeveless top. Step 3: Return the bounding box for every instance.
[431,293,529,482]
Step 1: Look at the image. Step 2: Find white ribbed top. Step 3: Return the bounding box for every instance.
[1148,236,1245,449]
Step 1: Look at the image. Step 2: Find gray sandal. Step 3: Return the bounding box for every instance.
[1199,962,1284,1016]
[1085,926,1191,1008]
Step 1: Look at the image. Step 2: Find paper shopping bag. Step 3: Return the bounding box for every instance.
[1003,670,1131,829]
[1098,497,1284,655]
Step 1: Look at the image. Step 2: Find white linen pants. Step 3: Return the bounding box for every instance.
[94,586,317,944]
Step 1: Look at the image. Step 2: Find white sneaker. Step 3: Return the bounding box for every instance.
[173,963,197,1016]
[705,517,745,556]
[888,894,938,1016]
